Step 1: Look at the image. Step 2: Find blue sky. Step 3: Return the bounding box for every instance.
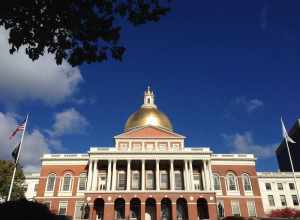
[0,0,300,171]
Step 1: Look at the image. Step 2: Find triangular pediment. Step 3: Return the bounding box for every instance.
[115,126,185,139]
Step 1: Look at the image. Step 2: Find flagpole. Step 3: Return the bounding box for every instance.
[7,114,29,201]
[284,136,300,202]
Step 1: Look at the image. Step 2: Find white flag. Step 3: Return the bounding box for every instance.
[281,117,296,143]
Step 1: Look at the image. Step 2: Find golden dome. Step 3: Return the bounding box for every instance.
[125,87,173,132]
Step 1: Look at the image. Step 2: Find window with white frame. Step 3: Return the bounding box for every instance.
[78,173,87,191]
[97,173,107,190]
[292,195,299,206]
[231,200,241,216]
[160,170,169,189]
[193,172,202,190]
[117,171,126,190]
[58,201,68,215]
[265,183,271,190]
[289,183,295,190]
[46,174,56,192]
[74,201,85,219]
[226,173,238,191]
[131,171,140,189]
[280,195,287,206]
[247,200,256,217]
[213,174,221,191]
[61,174,72,192]
[146,171,155,189]
[277,183,283,190]
[158,143,168,151]
[174,170,183,190]
[268,195,275,207]
[242,174,252,191]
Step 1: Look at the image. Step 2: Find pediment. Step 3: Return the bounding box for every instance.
[115,126,185,139]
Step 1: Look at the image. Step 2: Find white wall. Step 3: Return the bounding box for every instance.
[258,172,300,214]
[24,173,40,200]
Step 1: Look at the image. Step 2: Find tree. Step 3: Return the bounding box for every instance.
[0,160,26,201]
[0,0,170,66]
[0,199,70,220]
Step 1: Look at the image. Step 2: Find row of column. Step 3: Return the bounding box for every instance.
[86,159,213,191]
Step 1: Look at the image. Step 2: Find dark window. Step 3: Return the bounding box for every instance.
[292,195,299,206]
[277,183,283,190]
[289,183,295,190]
[265,183,271,190]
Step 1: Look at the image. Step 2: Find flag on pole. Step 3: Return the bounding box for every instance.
[9,119,26,139]
[11,143,20,163]
[281,117,296,143]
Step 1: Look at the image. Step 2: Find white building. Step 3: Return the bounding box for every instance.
[257,172,300,214]
[24,172,40,200]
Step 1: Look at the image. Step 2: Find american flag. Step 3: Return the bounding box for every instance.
[9,119,26,139]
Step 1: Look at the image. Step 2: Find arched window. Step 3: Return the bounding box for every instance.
[78,173,87,191]
[62,173,72,192]
[242,174,252,191]
[226,173,238,191]
[46,173,56,192]
[213,174,221,191]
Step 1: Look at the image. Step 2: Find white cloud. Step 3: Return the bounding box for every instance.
[0,28,83,106]
[0,112,50,172]
[235,97,264,113]
[222,131,276,158]
[50,108,89,137]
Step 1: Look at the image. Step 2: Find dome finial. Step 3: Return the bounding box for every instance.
[142,86,157,108]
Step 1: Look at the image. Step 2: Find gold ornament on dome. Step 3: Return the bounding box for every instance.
[124,87,173,132]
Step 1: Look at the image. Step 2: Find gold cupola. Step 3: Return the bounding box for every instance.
[124,87,173,132]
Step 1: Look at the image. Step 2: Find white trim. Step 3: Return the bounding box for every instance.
[231,200,241,216]
[73,200,85,219]
[77,173,87,192]
[247,200,257,217]
[60,173,73,193]
[45,173,56,195]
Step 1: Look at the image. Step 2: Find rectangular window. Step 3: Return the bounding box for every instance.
[74,201,84,219]
[265,183,271,190]
[97,173,107,190]
[160,171,169,189]
[247,200,256,217]
[34,184,38,192]
[117,171,126,190]
[231,200,241,216]
[58,201,68,215]
[277,183,283,190]
[175,171,183,190]
[268,195,275,207]
[46,175,55,192]
[289,183,295,190]
[292,195,299,206]
[131,171,140,190]
[193,173,202,190]
[280,195,287,206]
[78,174,87,191]
[62,175,72,191]
[213,175,221,191]
[146,171,154,189]
[217,201,225,217]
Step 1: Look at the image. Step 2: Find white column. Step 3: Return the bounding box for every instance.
[189,160,194,191]
[112,160,117,191]
[107,160,112,191]
[142,160,145,190]
[208,160,213,191]
[203,160,209,191]
[127,160,131,191]
[184,160,189,191]
[156,160,160,191]
[92,160,98,191]
[170,160,175,190]
[201,165,206,190]
[87,160,93,191]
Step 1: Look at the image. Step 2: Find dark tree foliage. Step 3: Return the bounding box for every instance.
[0,160,26,201]
[269,208,300,218]
[0,199,70,220]
[0,0,170,66]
